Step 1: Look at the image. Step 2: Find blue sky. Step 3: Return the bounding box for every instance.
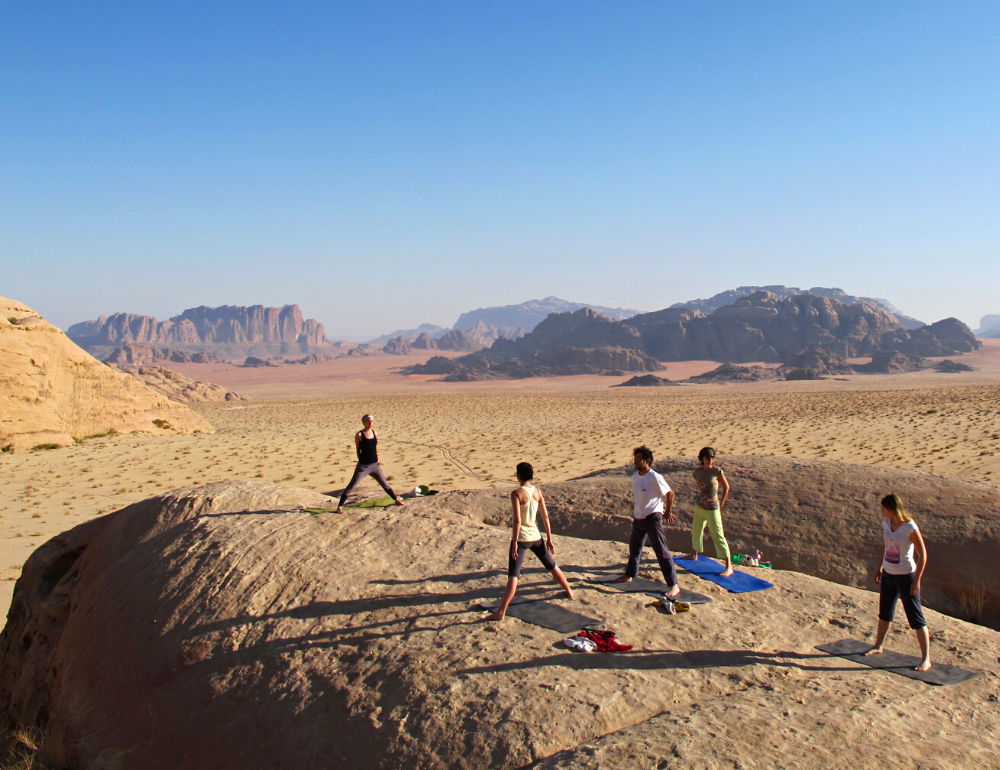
[2,1,998,340]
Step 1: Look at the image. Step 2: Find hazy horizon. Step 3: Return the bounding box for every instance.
[3,2,997,339]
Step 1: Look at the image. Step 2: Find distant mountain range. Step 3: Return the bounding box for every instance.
[368,296,644,345]
[974,314,1000,338]
[405,290,979,381]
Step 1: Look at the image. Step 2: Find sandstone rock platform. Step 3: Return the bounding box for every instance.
[2,478,997,769]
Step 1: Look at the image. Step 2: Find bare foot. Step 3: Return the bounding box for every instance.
[565,588,576,600]
[394,498,406,507]
[720,567,734,577]
[611,575,633,583]
[915,660,932,671]
[336,507,344,514]
[484,611,505,622]
[684,551,699,560]
[863,647,884,657]
[664,584,681,599]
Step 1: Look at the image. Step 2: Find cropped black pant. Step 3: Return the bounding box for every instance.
[878,571,927,629]
[625,513,678,587]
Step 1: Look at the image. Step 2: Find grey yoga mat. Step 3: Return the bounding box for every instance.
[816,639,979,687]
[478,598,601,634]
[588,576,714,604]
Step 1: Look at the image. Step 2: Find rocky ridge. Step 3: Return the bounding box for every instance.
[114,365,251,403]
[671,285,925,329]
[103,342,220,367]
[68,304,329,360]
[0,296,212,450]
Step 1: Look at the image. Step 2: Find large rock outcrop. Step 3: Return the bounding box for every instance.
[880,317,982,357]
[104,342,219,367]
[671,285,925,329]
[1,477,997,770]
[631,292,901,362]
[117,365,250,403]
[68,305,329,360]
[0,297,213,450]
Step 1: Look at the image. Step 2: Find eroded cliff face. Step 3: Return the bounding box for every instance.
[68,304,329,359]
[0,296,213,450]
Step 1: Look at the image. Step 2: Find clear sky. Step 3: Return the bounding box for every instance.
[2,1,998,340]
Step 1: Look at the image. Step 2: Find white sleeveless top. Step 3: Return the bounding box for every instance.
[516,485,542,543]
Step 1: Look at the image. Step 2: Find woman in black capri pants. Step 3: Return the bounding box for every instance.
[864,493,931,671]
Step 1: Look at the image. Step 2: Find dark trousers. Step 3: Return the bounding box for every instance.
[508,539,557,578]
[338,462,396,506]
[878,571,927,629]
[625,513,678,587]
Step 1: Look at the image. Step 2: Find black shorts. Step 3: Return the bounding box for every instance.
[878,571,927,629]
[508,539,556,578]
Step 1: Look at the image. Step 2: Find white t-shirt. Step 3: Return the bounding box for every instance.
[882,519,919,575]
[633,469,671,519]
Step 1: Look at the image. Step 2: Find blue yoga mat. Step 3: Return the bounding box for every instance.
[674,556,773,593]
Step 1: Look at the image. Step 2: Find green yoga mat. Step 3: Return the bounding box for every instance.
[341,486,439,510]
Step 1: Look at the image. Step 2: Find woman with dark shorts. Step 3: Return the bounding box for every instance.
[864,493,931,671]
[336,414,405,513]
[485,462,574,622]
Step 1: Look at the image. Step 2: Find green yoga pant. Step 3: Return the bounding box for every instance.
[692,505,730,561]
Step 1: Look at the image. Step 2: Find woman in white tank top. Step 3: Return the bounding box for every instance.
[485,462,575,622]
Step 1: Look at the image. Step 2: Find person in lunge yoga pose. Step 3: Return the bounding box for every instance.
[864,493,931,671]
[685,447,734,577]
[612,446,682,599]
[336,414,405,513]
[485,462,574,622]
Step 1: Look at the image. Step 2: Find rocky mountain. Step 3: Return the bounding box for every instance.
[671,285,925,330]
[2,474,997,768]
[68,305,329,360]
[406,293,978,380]
[411,329,483,352]
[0,296,212,450]
[453,296,643,336]
[974,314,1000,338]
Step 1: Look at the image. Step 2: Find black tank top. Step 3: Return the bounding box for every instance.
[358,431,378,465]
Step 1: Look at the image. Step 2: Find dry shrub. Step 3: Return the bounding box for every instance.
[2,727,45,770]
[956,583,990,625]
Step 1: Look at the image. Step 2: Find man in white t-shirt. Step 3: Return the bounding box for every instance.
[612,445,681,598]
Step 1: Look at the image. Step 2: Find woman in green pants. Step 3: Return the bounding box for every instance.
[685,447,734,577]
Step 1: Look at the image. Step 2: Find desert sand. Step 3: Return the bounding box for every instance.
[2,341,999,617]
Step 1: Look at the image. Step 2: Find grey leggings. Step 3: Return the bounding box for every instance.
[338,462,397,506]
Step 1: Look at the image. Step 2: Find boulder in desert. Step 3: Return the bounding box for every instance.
[0,296,212,450]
